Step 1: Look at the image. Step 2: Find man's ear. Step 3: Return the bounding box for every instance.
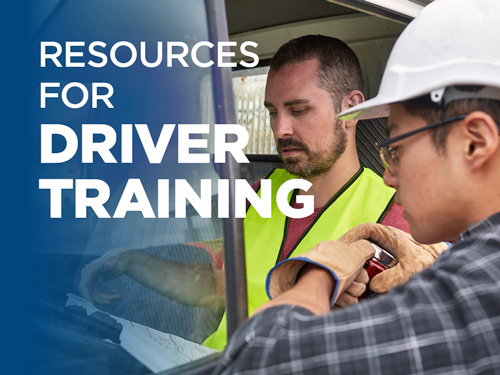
[462,111,500,171]
[341,90,364,128]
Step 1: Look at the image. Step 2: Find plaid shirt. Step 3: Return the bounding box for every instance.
[214,212,500,374]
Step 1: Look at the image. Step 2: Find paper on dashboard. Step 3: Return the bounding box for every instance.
[66,293,220,373]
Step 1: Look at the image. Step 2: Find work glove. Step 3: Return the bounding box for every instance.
[338,223,449,293]
[267,240,375,307]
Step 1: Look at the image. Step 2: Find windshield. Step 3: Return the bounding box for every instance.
[31,1,235,373]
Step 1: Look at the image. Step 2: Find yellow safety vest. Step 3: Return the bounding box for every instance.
[203,167,395,350]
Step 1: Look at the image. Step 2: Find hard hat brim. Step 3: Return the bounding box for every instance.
[338,95,391,121]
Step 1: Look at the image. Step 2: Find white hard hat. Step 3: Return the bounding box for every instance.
[339,0,500,121]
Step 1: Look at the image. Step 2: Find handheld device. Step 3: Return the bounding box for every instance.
[360,243,398,299]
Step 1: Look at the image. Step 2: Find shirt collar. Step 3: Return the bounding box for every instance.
[458,211,500,242]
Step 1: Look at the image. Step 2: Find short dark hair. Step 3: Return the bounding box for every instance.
[402,98,500,152]
[269,35,363,112]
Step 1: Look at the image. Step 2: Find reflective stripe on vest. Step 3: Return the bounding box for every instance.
[203,167,395,350]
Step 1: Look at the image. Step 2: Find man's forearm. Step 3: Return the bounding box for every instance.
[124,250,223,307]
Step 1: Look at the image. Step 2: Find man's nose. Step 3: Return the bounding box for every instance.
[272,114,294,139]
[383,168,398,189]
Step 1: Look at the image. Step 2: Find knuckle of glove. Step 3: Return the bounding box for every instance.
[338,223,374,243]
[369,269,399,293]
[312,240,375,280]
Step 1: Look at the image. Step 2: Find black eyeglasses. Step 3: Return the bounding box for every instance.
[375,114,467,174]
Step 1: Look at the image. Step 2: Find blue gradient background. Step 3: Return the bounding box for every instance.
[3,2,31,374]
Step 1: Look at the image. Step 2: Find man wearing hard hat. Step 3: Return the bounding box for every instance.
[213,0,500,373]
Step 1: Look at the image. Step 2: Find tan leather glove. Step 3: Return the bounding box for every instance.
[338,223,449,293]
[267,240,375,306]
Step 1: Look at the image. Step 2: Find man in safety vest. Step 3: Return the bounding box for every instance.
[203,35,413,349]
[79,35,442,351]
[213,0,500,372]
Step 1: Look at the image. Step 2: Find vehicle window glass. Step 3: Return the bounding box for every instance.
[32,1,229,374]
[233,67,275,155]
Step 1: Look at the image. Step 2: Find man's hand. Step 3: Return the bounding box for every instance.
[267,240,375,311]
[334,268,369,308]
[79,248,131,305]
[338,223,449,293]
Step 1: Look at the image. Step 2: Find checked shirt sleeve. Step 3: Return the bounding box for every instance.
[213,213,500,375]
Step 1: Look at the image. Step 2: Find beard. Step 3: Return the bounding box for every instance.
[277,120,347,178]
